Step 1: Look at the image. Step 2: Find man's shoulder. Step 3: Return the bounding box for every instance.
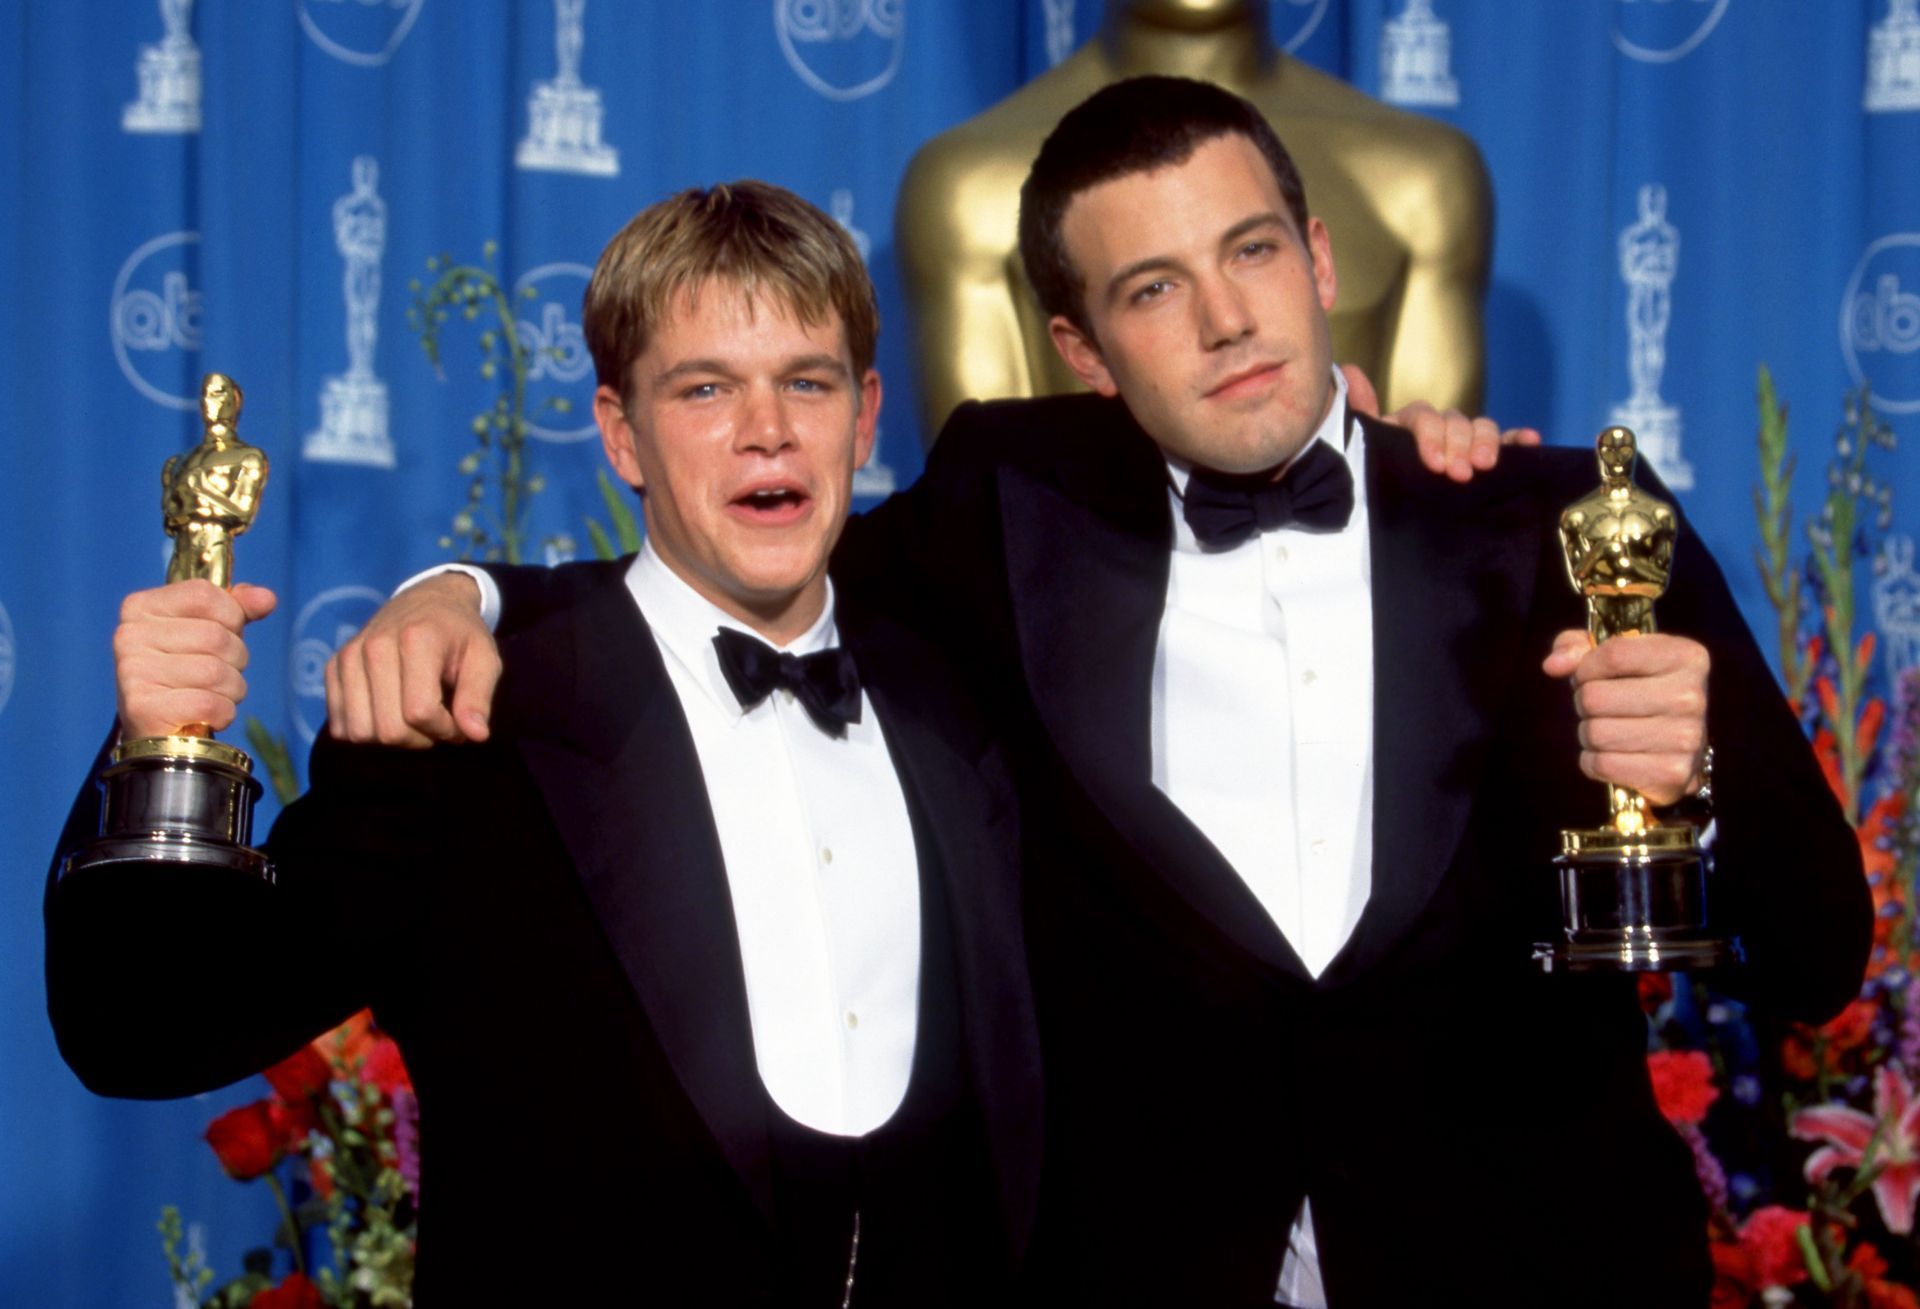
[926,392,1162,501]
[1362,415,1594,513]
[938,391,1144,462]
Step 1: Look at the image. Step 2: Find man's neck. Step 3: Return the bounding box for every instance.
[646,546,828,649]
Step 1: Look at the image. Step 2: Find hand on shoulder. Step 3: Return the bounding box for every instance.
[1340,363,1541,484]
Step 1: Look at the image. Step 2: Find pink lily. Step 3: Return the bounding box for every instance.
[1791,1063,1920,1234]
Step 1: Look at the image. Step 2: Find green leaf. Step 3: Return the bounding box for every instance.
[243,717,301,806]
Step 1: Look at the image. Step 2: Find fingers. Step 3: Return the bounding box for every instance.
[114,580,270,739]
[327,626,436,749]
[1390,403,1543,483]
[447,640,502,744]
[1394,403,1490,482]
[1550,633,1711,806]
[1339,363,1381,418]
[322,574,497,748]
[117,651,250,736]
[398,625,461,744]
[1540,628,1593,679]
[1567,632,1711,693]
[1574,747,1705,807]
[230,582,279,623]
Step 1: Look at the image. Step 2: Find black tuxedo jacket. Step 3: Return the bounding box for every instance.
[827,393,1869,1307]
[45,560,1041,1305]
[471,396,1867,1306]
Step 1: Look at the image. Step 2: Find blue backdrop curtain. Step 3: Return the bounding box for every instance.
[5,2,1919,1303]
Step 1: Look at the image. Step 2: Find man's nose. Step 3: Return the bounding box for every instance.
[1195,274,1254,350]
[738,384,797,453]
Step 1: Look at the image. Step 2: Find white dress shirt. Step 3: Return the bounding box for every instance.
[407,549,923,1137]
[1150,369,1372,1309]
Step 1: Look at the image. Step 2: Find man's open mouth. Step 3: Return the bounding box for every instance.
[730,483,812,521]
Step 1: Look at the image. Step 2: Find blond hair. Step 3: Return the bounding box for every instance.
[583,180,879,403]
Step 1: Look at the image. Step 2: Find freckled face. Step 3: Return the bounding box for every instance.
[1048,133,1340,475]
[595,282,879,642]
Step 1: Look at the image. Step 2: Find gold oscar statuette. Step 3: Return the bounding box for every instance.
[62,372,274,884]
[1532,427,1734,972]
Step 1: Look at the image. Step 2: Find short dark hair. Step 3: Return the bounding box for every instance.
[1017,76,1310,335]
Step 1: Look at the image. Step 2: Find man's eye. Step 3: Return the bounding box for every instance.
[789,377,829,393]
[1130,280,1172,305]
[681,383,719,400]
[1237,241,1276,260]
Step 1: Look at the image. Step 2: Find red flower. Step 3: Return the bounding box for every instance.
[265,1043,331,1104]
[1860,792,1911,976]
[1646,1050,1721,1126]
[1637,972,1674,1014]
[362,1034,413,1097]
[250,1271,325,1309]
[1783,999,1882,1080]
[1850,1243,1920,1309]
[317,1010,413,1096]
[318,1010,377,1073]
[1736,1206,1810,1290]
[1708,1235,1757,1309]
[308,1152,335,1202]
[1792,1064,1920,1234]
[204,1100,289,1181]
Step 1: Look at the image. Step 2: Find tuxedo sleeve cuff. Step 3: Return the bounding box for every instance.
[395,563,500,633]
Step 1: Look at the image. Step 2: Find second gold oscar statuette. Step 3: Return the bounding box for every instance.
[1531,426,1734,974]
[62,372,275,885]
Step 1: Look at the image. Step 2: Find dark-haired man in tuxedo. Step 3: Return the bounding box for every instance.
[324,80,1867,1307]
[47,181,1040,1305]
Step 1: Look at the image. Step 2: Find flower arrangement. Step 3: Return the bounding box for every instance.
[1645,368,1918,1307]
[158,1012,418,1308]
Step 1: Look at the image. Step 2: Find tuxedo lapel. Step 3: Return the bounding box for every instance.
[1324,423,1542,983]
[850,622,1043,1257]
[499,571,775,1221]
[997,410,1304,976]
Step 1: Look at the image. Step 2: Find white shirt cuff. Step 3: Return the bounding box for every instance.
[396,563,501,633]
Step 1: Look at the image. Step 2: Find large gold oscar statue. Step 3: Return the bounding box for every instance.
[895,0,1492,444]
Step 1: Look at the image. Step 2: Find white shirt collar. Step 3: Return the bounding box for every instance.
[1165,367,1366,553]
[625,540,839,720]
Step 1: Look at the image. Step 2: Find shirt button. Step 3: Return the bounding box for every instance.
[821,846,833,865]
[1310,838,1328,856]
[781,688,796,704]
[1301,668,1318,686]
[1271,542,1289,564]
[845,1011,859,1031]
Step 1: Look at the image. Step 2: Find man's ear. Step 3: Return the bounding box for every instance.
[1048,315,1118,397]
[853,368,882,469]
[1307,216,1338,313]
[595,384,644,491]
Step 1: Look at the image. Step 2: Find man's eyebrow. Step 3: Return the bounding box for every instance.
[1219,212,1290,250]
[651,354,852,391]
[653,358,736,390]
[1102,212,1293,304]
[781,353,852,379]
[1105,254,1180,305]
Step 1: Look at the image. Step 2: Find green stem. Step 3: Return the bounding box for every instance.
[264,1171,306,1277]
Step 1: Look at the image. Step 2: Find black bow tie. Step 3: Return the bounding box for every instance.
[712,628,863,738]
[1180,438,1355,550]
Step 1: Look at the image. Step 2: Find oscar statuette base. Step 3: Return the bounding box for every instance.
[1532,824,1735,973]
[61,734,274,884]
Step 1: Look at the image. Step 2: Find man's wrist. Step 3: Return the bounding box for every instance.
[396,563,500,633]
[1661,745,1714,826]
